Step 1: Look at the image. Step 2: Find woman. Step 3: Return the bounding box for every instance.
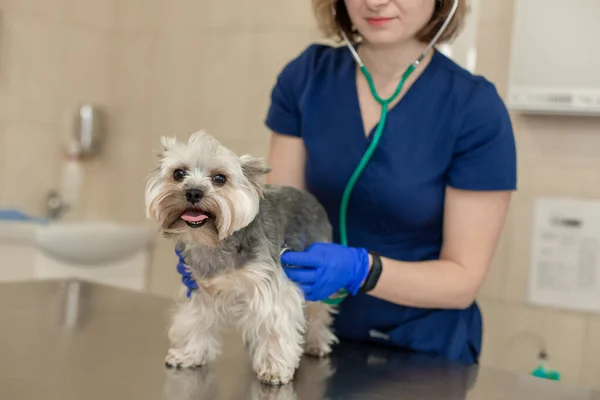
[179,0,516,364]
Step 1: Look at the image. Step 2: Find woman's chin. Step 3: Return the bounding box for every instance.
[360,31,413,48]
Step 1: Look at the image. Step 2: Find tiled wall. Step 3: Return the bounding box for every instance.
[474,0,600,390]
[2,0,600,390]
[0,0,114,216]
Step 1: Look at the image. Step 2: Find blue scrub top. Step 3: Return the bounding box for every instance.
[265,44,517,364]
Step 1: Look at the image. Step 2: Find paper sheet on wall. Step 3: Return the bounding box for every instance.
[528,197,600,313]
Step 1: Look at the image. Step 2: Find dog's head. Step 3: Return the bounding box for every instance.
[145,130,271,247]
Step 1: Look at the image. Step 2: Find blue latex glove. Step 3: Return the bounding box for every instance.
[175,248,198,298]
[280,243,371,302]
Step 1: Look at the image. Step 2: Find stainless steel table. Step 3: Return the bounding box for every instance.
[1,279,598,399]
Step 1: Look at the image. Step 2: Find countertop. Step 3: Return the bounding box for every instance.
[1,279,598,400]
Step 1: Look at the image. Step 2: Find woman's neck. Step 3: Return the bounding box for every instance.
[357,39,434,83]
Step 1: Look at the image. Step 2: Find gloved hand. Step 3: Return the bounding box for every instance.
[280,243,371,302]
[175,248,198,298]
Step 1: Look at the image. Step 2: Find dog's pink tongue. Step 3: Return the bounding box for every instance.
[181,211,208,222]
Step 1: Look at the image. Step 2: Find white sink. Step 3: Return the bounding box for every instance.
[0,220,154,265]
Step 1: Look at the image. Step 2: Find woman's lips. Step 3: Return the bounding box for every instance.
[366,17,394,27]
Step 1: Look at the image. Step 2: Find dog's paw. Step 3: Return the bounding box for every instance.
[165,348,206,369]
[256,363,295,386]
[303,333,335,358]
[304,342,332,358]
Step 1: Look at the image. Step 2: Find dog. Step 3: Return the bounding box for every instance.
[145,130,338,385]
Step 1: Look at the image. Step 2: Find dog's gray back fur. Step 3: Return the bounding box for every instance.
[180,185,332,280]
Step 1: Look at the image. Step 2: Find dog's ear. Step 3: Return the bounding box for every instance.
[160,136,178,154]
[239,155,272,196]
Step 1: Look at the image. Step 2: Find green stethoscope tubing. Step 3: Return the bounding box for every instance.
[339,64,416,247]
[321,63,416,306]
[320,0,459,306]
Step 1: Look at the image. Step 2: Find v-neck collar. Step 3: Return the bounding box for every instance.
[344,47,442,144]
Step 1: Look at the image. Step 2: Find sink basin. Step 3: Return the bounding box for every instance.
[0,220,154,265]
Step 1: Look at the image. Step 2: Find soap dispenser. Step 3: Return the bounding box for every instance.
[48,104,107,220]
[72,103,106,157]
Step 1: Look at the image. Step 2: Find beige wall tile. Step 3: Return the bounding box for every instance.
[504,193,534,302]
[196,32,255,151]
[191,0,316,31]
[0,120,5,204]
[0,21,9,122]
[104,116,154,224]
[67,0,115,30]
[62,27,112,132]
[529,161,600,199]
[478,0,515,25]
[1,121,61,216]
[197,0,258,31]
[474,0,515,97]
[79,156,115,221]
[114,0,161,33]
[476,297,507,367]
[250,31,316,99]
[149,33,204,137]
[0,12,66,125]
[511,117,535,194]
[474,21,513,96]
[1,0,68,20]
[581,316,600,390]
[110,34,156,118]
[156,0,214,32]
[246,30,317,156]
[515,115,600,166]
[253,0,317,30]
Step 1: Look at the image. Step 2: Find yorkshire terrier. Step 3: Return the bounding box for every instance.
[145,131,337,385]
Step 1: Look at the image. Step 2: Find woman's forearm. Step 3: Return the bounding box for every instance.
[368,257,480,309]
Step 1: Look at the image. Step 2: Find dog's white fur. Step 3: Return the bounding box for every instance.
[145,131,338,385]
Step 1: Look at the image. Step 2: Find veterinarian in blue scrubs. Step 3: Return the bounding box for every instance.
[178,0,516,364]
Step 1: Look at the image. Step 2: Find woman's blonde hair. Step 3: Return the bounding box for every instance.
[312,0,469,44]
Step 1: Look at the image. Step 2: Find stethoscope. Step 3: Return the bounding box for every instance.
[325,0,460,305]
[281,1,459,305]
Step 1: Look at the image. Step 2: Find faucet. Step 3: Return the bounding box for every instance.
[46,190,70,220]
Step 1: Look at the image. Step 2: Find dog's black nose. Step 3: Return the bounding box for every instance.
[185,189,204,204]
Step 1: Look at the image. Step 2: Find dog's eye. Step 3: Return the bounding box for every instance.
[212,174,227,185]
[173,169,186,181]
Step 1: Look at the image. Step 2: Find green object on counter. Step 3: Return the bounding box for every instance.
[531,364,560,381]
